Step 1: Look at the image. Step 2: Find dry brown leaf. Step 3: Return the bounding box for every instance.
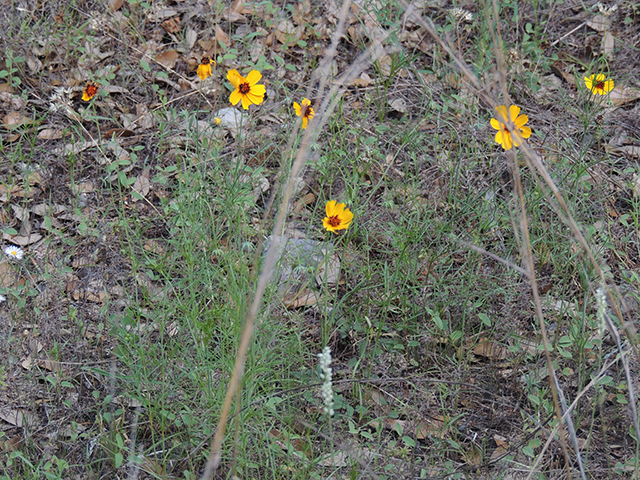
[275,19,304,44]
[135,104,155,130]
[131,175,151,201]
[37,128,64,140]
[416,414,448,439]
[72,290,106,303]
[26,55,42,74]
[33,204,66,216]
[602,32,614,57]
[21,355,34,370]
[155,50,180,69]
[215,25,230,45]
[389,98,407,113]
[609,85,640,106]
[185,28,198,49]
[146,6,178,23]
[494,434,508,449]
[161,17,181,34]
[108,0,123,11]
[350,72,372,87]
[144,239,165,254]
[221,0,252,21]
[293,0,311,25]
[464,446,483,467]
[472,338,507,360]
[3,111,31,128]
[0,408,37,428]
[293,192,315,213]
[2,233,42,246]
[586,14,611,32]
[490,445,508,462]
[41,359,63,373]
[283,287,321,308]
[0,261,17,288]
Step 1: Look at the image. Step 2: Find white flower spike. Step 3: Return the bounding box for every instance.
[318,346,334,416]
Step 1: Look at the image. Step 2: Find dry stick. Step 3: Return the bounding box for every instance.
[549,368,587,480]
[510,149,575,478]
[487,0,575,468]
[451,237,529,277]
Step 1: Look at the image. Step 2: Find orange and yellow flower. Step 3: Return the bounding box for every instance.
[82,82,99,101]
[490,105,532,150]
[323,200,354,233]
[227,69,266,110]
[584,74,614,95]
[197,56,215,81]
[294,98,314,129]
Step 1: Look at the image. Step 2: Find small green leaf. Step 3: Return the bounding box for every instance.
[478,313,491,327]
[140,60,151,72]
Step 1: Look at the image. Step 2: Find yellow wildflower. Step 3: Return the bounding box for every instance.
[294,98,314,129]
[490,105,532,150]
[584,74,614,95]
[227,69,266,110]
[323,201,354,234]
[197,57,215,81]
[82,82,99,101]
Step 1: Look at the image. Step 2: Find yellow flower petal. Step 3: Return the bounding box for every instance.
[514,113,529,128]
[293,101,302,116]
[229,90,243,106]
[197,63,212,81]
[227,69,242,88]
[249,84,266,97]
[508,105,521,120]
[245,70,262,86]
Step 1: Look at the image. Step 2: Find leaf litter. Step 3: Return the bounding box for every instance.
[0,0,640,478]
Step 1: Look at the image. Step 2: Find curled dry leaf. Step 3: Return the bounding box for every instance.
[221,0,253,22]
[602,32,614,57]
[0,407,37,428]
[27,55,43,74]
[586,14,611,32]
[155,50,180,69]
[131,175,151,201]
[609,85,640,106]
[472,338,507,360]
[215,24,230,45]
[3,112,32,128]
[275,19,304,44]
[108,0,123,11]
[37,128,64,140]
[2,233,43,246]
[0,261,18,288]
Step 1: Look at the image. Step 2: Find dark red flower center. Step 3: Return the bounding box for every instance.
[328,215,341,227]
[595,81,605,90]
[85,83,98,97]
[303,105,311,118]
[239,82,251,94]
